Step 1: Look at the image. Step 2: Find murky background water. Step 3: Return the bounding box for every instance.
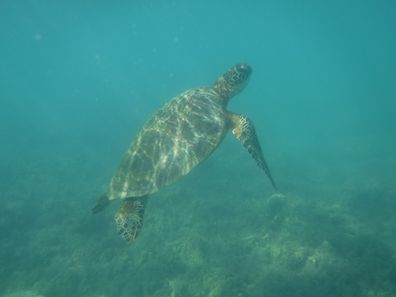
[1,1,395,296]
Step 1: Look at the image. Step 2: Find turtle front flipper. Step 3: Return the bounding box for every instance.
[114,196,148,243]
[228,113,278,190]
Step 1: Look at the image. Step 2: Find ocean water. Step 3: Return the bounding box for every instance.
[1,0,395,296]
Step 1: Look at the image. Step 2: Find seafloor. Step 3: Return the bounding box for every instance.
[1,136,395,297]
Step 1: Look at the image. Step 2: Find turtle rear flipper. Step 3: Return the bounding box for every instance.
[229,113,278,190]
[115,196,148,243]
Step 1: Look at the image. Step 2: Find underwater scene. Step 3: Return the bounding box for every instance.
[1,0,396,296]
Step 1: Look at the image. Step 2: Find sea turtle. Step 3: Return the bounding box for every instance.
[92,63,277,243]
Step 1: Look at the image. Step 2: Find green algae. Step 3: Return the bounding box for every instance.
[2,151,396,297]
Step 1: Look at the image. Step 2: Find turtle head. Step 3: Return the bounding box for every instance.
[213,64,252,101]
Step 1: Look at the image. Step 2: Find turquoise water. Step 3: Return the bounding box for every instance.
[1,1,396,296]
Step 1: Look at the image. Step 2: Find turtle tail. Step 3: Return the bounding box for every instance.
[115,196,148,243]
[92,194,111,214]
